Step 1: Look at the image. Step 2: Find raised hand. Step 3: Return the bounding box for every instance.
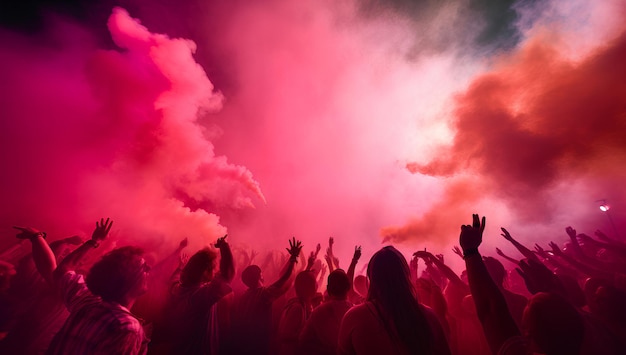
[324,253,334,271]
[548,241,563,256]
[215,234,228,248]
[307,251,317,270]
[179,252,189,268]
[495,248,505,257]
[516,258,557,295]
[286,237,303,259]
[413,250,434,260]
[410,255,418,271]
[179,238,189,249]
[460,214,486,251]
[13,226,44,239]
[329,237,334,248]
[353,246,362,261]
[534,244,549,258]
[576,233,595,246]
[594,229,610,241]
[565,226,577,239]
[500,227,513,242]
[91,218,113,242]
[315,243,321,257]
[452,246,464,260]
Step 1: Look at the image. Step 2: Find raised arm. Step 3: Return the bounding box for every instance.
[14,226,56,284]
[500,228,539,262]
[547,241,612,280]
[347,246,361,288]
[306,243,321,271]
[268,238,302,296]
[414,250,468,292]
[53,218,112,281]
[169,252,189,284]
[461,214,520,355]
[452,246,465,260]
[579,232,626,258]
[324,237,339,272]
[215,235,235,283]
[495,247,521,266]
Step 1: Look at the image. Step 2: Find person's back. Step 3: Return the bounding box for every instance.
[339,301,448,355]
[158,278,231,354]
[229,239,303,355]
[230,286,274,354]
[278,271,317,355]
[153,240,234,355]
[299,299,352,355]
[338,246,451,355]
[299,269,353,355]
[15,219,150,355]
[46,271,147,355]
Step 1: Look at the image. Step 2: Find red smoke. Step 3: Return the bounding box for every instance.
[389,20,626,246]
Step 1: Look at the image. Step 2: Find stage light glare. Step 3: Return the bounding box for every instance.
[599,205,609,212]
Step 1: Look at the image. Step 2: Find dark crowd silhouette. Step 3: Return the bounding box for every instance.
[1,214,625,354]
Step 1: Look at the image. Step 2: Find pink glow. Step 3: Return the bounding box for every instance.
[0,0,625,268]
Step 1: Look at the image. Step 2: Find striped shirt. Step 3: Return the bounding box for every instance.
[46,271,148,355]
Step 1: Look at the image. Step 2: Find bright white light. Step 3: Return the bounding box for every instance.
[600,205,610,212]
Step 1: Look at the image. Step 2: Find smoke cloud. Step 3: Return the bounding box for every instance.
[0,8,263,255]
[0,0,624,268]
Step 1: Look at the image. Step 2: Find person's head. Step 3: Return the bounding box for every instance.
[367,246,414,302]
[242,265,263,288]
[483,256,506,287]
[180,248,217,286]
[367,246,433,353]
[555,273,585,308]
[460,270,468,283]
[522,292,584,355]
[594,285,626,325]
[327,269,350,299]
[295,271,317,301]
[583,277,608,315]
[86,246,149,304]
[353,275,368,297]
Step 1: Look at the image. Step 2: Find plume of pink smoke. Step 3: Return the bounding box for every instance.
[0,8,264,255]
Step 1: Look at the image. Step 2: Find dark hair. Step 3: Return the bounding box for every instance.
[367,246,433,354]
[295,271,317,300]
[327,269,350,298]
[86,246,144,302]
[524,292,584,355]
[180,248,217,286]
[242,265,262,288]
[483,256,506,286]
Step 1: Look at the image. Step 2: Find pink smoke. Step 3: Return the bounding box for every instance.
[2,0,625,272]
[0,8,264,255]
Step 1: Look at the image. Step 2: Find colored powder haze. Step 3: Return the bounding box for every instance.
[0,0,624,269]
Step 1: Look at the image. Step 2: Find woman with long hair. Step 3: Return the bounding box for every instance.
[338,246,451,354]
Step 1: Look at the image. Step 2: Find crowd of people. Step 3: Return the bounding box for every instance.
[0,214,625,354]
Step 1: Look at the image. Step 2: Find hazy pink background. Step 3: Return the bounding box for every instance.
[1,0,624,272]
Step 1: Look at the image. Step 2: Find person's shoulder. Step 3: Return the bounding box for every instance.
[419,303,437,317]
[342,302,374,324]
[58,270,83,286]
[105,304,144,331]
[506,290,528,303]
[497,336,530,355]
